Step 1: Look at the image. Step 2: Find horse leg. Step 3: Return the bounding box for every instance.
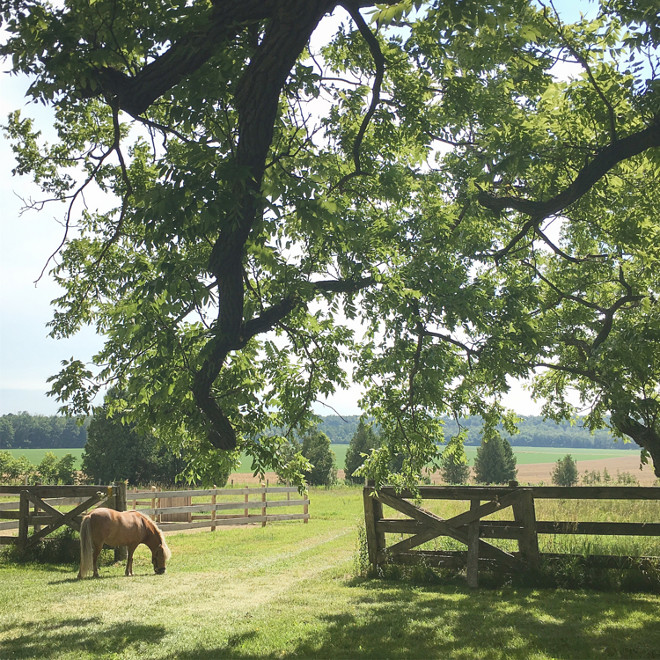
[125,545,137,576]
[92,543,102,578]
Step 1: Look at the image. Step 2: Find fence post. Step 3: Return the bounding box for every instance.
[466,498,480,588]
[33,498,41,535]
[211,486,217,532]
[363,484,385,569]
[261,482,267,527]
[112,482,128,562]
[303,488,309,524]
[513,488,540,570]
[18,490,30,551]
[244,488,249,520]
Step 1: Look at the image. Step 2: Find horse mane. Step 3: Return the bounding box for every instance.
[135,510,172,560]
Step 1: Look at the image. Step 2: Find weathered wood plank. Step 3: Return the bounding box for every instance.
[535,521,660,536]
[24,491,105,546]
[126,486,300,500]
[363,487,381,567]
[445,490,522,528]
[377,485,660,501]
[467,499,480,588]
[376,491,520,569]
[1,485,110,497]
[513,489,540,568]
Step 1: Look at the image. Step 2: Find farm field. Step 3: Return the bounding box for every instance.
[3,448,85,468]
[5,445,655,486]
[1,487,659,659]
[234,444,641,475]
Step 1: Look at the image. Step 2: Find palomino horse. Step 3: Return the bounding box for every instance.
[78,508,171,578]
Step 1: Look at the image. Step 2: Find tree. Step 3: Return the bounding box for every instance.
[344,419,379,484]
[551,455,579,487]
[36,452,59,484]
[2,0,658,487]
[82,396,228,486]
[473,434,517,484]
[439,433,471,485]
[301,429,336,487]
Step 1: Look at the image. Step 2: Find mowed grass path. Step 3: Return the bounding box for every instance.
[1,488,659,659]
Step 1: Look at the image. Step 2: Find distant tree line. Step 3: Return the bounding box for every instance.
[2,412,637,452]
[0,413,88,449]
[321,415,636,450]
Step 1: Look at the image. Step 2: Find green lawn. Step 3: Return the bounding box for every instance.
[1,487,658,659]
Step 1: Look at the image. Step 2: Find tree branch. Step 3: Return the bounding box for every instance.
[478,120,660,220]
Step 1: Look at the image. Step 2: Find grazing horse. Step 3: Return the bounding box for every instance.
[78,508,171,578]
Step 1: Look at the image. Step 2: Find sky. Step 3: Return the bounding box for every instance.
[0,1,595,417]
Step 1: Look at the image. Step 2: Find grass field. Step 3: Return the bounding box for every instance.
[4,444,640,476]
[1,487,659,659]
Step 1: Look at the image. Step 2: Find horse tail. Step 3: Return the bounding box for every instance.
[78,515,94,578]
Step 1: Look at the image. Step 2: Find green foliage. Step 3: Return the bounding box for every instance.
[344,419,379,484]
[551,454,579,487]
[301,429,337,487]
[0,449,76,485]
[0,413,87,449]
[82,396,214,487]
[0,450,34,483]
[440,433,471,484]
[2,0,659,487]
[473,434,517,484]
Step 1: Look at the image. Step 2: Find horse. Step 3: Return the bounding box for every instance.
[78,508,171,579]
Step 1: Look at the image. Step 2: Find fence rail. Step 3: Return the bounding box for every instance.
[363,483,660,588]
[127,484,309,531]
[0,485,118,549]
[0,483,309,547]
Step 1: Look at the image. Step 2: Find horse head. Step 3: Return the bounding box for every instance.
[152,544,168,574]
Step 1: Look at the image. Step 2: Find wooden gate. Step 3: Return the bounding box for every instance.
[364,483,539,587]
[363,484,660,588]
[0,484,123,551]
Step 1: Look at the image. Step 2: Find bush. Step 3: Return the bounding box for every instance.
[0,451,34,483]
[551,454,579,487]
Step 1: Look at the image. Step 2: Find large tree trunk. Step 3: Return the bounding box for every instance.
[610,411,660,478]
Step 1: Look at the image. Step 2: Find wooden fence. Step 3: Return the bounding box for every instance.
[0,483,309,548]
[127,484,310,532]
[363,484,660,587]
[0,484,120,551]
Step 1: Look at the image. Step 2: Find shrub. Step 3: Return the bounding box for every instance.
[551,454,579,487]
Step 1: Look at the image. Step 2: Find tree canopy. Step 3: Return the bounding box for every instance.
[2,0,659,486]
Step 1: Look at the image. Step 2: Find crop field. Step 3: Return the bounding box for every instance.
[3,448,85,468]
[1,487,659,659]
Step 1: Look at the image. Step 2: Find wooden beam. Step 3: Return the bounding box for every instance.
[376,491,520,569]
[24,491,105,547]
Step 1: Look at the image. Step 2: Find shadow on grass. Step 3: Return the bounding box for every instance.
[176,579,660,659]
[0,617,167,659]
